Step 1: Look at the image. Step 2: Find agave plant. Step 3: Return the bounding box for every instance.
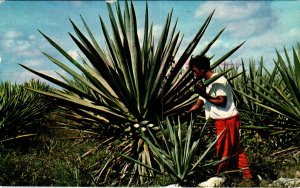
[133,117,225,186]
[0,79,55,144]
[20,1,243,185]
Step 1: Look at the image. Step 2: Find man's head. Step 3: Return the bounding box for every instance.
[189,55,210,80]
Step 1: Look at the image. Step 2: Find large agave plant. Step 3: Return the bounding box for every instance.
[0,80,54,144]
[20,1,243,185]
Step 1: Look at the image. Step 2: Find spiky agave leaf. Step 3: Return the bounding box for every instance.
[20,1,244,185]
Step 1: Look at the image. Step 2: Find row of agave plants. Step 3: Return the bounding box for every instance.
[0,80,56,145]
[227,44,300,150]
[1,0,299,186]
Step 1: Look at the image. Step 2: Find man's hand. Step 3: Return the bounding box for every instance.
[194,82,207,98]
[180,111,190,122]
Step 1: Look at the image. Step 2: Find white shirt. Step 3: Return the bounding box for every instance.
[199,73,239,120]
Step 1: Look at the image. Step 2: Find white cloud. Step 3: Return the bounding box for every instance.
[222,26,300,66]
[153,24,163,38]
[247,27,300,50]
[137,28,144,43]
[226,17,271,38]
[204,39,232,50]
[23,59,44,67]
[71,1,82,6]
[1,30,41,57]
[4,39,30,51]
[3,30,22,39]
[106,0,116,4]
[19,69,65,83]
[67,50,80,61]
[136,24,163,46]
[29,35,36,43]
[194,2,276,39]
[2,39,41,57]
[0,0,5,4]
[0,56,2,64]
[195,2,261,21]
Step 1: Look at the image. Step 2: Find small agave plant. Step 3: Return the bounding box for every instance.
[123,116,225,186]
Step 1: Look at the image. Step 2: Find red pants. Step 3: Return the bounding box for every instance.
[215,114,252,179]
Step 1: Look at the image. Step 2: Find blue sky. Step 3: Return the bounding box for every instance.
[0,0,300,83]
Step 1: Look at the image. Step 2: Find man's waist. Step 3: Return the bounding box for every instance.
[212,113,240,121]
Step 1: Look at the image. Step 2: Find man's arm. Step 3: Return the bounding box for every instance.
[196,84,227,107]
[187,98,204,114]
[201,94,227,107]
[181,99,204,121]
[181,99,203,121]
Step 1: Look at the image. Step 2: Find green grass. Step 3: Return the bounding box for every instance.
[0,136,98,186]
[1,138,103,185]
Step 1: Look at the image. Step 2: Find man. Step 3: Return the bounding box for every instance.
[184,55,255,185]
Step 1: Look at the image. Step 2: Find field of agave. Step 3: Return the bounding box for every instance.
[1,1,299,186]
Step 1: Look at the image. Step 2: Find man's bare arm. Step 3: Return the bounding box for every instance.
[188,99,204,113]
[195,84,227,107]
[202,95,227,107]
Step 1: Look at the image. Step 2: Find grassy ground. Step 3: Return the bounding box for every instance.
[1,111,299,186]
[1,131,299,186]
[0,131,99,186]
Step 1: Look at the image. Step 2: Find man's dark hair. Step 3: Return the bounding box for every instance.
[189,55,210,70]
